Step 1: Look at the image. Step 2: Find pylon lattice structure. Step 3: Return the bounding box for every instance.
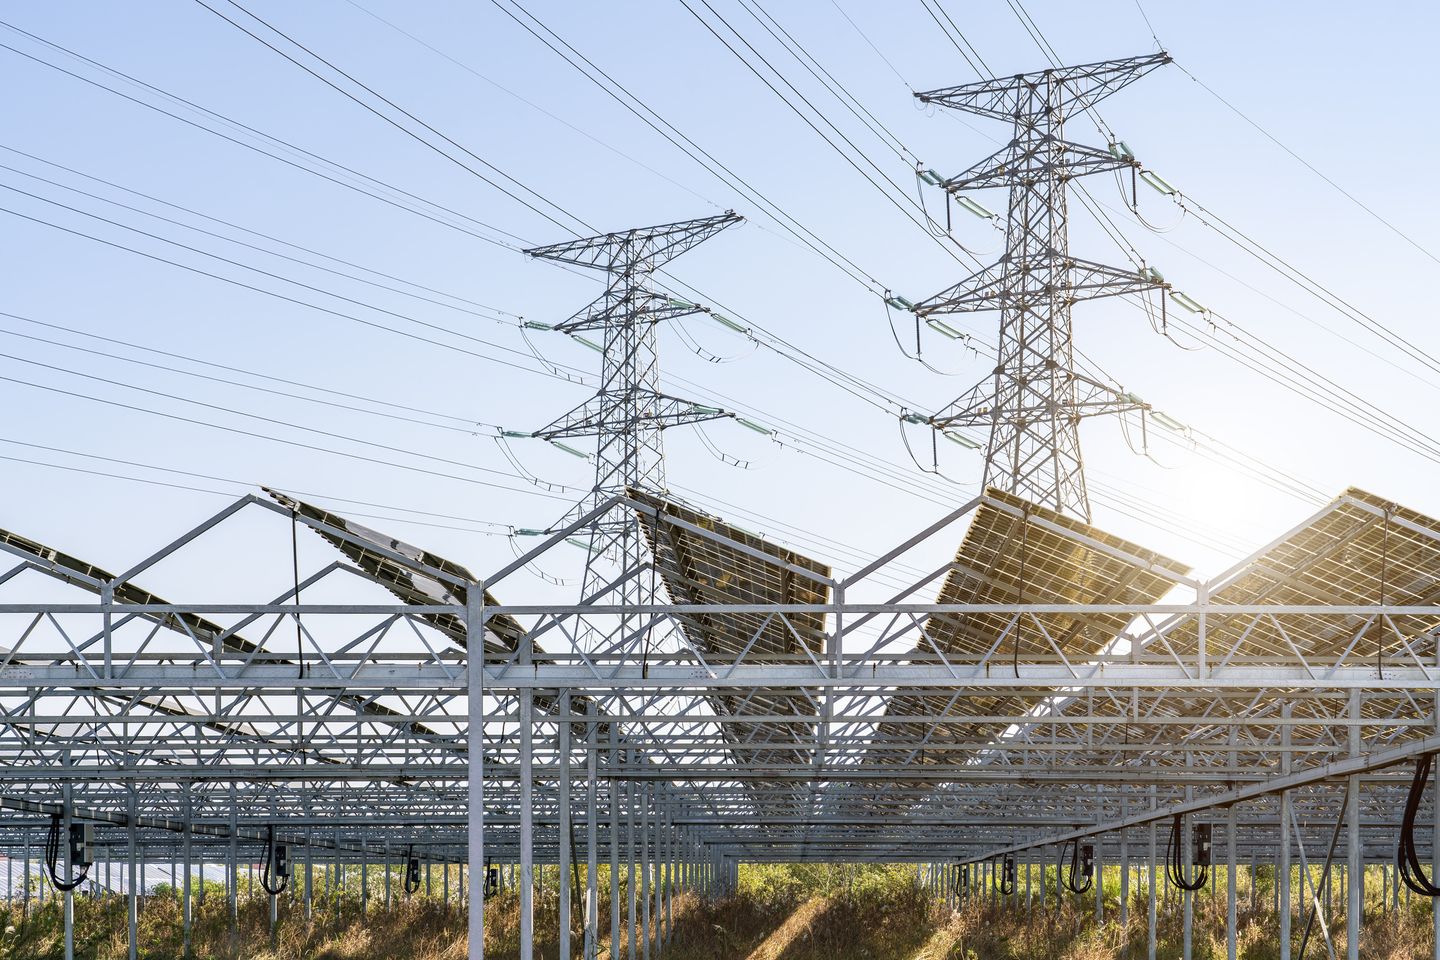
[525,212,742,653]
[914,53,1171,522]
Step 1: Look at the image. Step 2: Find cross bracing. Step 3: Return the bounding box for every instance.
[0,483,1438,958]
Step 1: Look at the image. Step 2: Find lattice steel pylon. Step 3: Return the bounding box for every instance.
[525,212,742,650]
[913,54,1171,522]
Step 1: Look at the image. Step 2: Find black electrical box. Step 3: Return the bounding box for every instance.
[1080,843,1095,878]
[407,856,422,888]
[69,823,94,869]
[485,866,499,897]
[1194,823,1212,867]
[273,843,291,879]
[1002,856,1015,885]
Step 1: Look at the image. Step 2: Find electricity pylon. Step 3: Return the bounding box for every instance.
[913,53,1170,522]
[525,212,741,651]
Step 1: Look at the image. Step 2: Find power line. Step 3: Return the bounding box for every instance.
[0,23,524,248]
[0,184,593,386]
[193,0,592,236]
[487,0,887,293]
[677,0,981,270]
[0,437,518,535]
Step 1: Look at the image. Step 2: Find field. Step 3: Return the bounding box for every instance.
[1,864,1434,959]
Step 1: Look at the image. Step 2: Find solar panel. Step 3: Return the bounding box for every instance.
[870,487,1189,771]
[265,489,525,653]
[1155,487,1440,669]
[0,527,254,656]
[632,489,832,809]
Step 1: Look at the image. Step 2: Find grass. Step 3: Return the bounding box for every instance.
[0,864,1434,959]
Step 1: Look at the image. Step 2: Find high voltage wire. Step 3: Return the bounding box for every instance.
[0,437,518,536]
[0,311,486,428]
[0,24,523,249]
[193,0,591,237]
[0,347,583,495]
[485,0,888,294]
[0,154,520,327]
[0,368,575,500]
[0,184,590,385]
[677,0,982,271]
[339,0,726,215]
[3,4,1358,567]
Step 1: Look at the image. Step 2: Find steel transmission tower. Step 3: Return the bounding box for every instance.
[913,53,1170,522]
[525,212,742,649]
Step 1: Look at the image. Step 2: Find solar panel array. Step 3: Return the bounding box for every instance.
[633,488,831,812]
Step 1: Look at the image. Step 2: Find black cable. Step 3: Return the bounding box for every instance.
[44,813,89,893]
[1397,754,1440,896]
[404,844,422,894]
[1165,813,1208,891]
[1063,838,1092,894]
[997,855,1016,896]
[260,824,289,896]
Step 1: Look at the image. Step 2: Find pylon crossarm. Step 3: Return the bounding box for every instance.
[556,289,710,334]
[524,211,742,272]
[945,138,1134,191]
[915,52,1171,122]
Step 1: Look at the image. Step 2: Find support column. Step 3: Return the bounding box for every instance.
[585,702,599,960]
[466,586,486,960]
[559,692,572,960]
[1183,777,1194,960]
[1120,801,1129,928]
[228,792,239,935]
[1147,814,1157,960]
[1280,704,1292,960]
[1227,805,1238,960]
[128,790,138,960]
[63,783,75,960]
[626,777,637,960]
[610,726,621,960]
[641,787,652,960]
[520,684,535,960]
[1347,689,1361,960]
[183,787,193,960]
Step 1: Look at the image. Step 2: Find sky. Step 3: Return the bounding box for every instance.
[2,0,1440,614]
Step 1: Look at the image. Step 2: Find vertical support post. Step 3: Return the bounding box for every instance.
[1095,835,1104,923]
[521,676,538,960]
[610,726,621,960]
[63,782,75,960]
[128,789,138,960]
[1347,688,1361,960]
[641,786,652,960]
[1280,703,1292,960]
[1147,812,1157,960]
[585,702,599,960]
[466,585,486,960]
[1120,799,1129,928]
[1183,776,1194,960]
[305,831,314,920]
[183,786,193,960]
[626,778,637,960]
[1434,631,1440,960]
[228,789,239,935]
[1227,805,1238,960]
[559,691,572,960]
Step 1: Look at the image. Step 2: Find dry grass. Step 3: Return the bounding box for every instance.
[1,865,1435,960]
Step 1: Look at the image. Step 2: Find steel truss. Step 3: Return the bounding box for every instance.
[0,485,1437,960]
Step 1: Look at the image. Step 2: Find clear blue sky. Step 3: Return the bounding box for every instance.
[2,0,1437,606]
